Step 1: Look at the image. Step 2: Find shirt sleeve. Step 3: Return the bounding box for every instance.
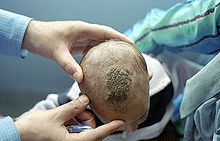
[0,116,21,141]
[125,0,220,55]
[0,9,32,58]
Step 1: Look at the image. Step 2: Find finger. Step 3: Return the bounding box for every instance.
[53,95,89,123]
[55,49,83,82]
[86,23,134,45]
[85,120,124,140]
[103,28,134,45]
[77,111,96,128]
[148,71,153,81]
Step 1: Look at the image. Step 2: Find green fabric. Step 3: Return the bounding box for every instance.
[126,0,220,55]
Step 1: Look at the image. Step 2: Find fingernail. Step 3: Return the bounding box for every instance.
[78,95,89,104]
[118,120,125,127]
[73,72,80,82]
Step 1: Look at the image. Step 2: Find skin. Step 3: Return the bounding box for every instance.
[15,95,124,141]
[79,40,152,132]
[14,20,134,141]
[22,20,134,82]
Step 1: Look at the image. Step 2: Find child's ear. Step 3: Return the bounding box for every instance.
[148,71,153,81]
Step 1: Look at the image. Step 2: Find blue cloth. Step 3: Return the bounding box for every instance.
[0,117,21,141]
[184,92,220,141]
[125,0,220,55]
[180,53,220,118]
[180,53,220,141]
[125,0,220,140]
[0,9,32,58]
[0,9,32,141]
[171,93,184,121]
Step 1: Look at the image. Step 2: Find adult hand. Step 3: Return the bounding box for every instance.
[15,95,124,141]
[22,20,134,82]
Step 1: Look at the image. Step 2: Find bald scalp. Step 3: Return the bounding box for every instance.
[79,40,149,121]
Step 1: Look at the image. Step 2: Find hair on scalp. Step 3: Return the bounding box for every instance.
[79,40,149,114]
[106,66,133,104]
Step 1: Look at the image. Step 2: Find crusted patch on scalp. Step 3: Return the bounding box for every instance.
[106,66,132,108]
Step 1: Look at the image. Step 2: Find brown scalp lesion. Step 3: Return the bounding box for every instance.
[105,66,133,107]
[79,40,149,114]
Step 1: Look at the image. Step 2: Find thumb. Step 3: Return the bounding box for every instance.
[55,49,83,83]
[53,95,89,123]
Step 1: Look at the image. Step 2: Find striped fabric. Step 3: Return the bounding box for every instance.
[0,116,21,141]
[125,0,220,55]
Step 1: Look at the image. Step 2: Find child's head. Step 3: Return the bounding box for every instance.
[79,40,150,132]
